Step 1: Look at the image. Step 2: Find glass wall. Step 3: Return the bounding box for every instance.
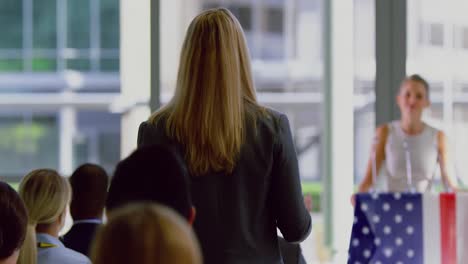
[407,0,468,187]
[0,113,58,176]
[354,0,376,185]
[0,0,121,178]
[0,0,119,72]
[73,111,121,174]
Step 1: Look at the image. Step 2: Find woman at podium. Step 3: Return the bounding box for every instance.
[357,74,459,193]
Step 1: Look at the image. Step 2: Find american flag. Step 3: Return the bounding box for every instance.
[348,192,468,264]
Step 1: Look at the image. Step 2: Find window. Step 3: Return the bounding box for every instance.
[67,0,90,49]
[33,0,57,49]
[32,58,57,72]
[419,22,444,47]
[0,0,120,73]
[100,58,120,72]
[264,7,284,34]
[0,0,121,180]
[408,0,468,185]
[463,27,468,49]
[354,0,376,187]
[0,114,59,177]
[229,5,253,31]
[74,111,121,174]
[429,23,444,46]
[258,6,285,60]
[0,0,22,49]
[0,59,23,72]
[101,0,120,49]
[66,59,90,71]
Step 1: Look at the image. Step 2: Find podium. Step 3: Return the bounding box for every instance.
[347,192,468,264]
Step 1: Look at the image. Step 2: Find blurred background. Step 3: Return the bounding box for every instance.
[1,0,468,262]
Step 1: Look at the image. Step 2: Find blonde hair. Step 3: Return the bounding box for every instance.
[17,169,72,264]
[149,8,263,176]
[91,203,202,264]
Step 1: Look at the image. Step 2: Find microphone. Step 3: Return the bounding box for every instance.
[370,136,379,193]
[403,139,416,193]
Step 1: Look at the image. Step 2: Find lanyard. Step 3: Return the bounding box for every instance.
[37,242,57,249]
[74,219,102,225]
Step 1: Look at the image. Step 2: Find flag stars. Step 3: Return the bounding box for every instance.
[383,203,391,211]
[393,192,402,200]
[352,238,360,247]
[406,202,413,211]
[395,214,402,223]
[374,237,381,246]
[361,203,368,212]
[363,249,371,258]
[395,237,403,246]
[349,195,422,263]
[373,215,380,223]
[383,225,392,235]
[384,248,393,258]
[406,226,414,235]
[362,226,370,235]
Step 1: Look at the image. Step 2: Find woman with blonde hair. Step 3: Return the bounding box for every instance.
[137,8,311,263]
[0,181,28,264]
[18,169,90,264]
[91,203,202,264]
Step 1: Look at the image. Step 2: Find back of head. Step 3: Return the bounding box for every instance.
[69,163,109,220]
[18,169,72,264]
[150,8,262,176]
[106,145,192,219]
[0,182,28,263]
[91,203,202,264]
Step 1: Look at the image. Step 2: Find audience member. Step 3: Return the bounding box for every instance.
[91,203,202,264]
[63,164,109,257]
[138,8,311,263]
[18,169,90,264]
[0,182,28,264]
[106,145,195,223]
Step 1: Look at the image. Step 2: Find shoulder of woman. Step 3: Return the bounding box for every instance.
[436,130,447,148]
[250,106,283,128]
[376,124,389,137]
[259,106,281,120]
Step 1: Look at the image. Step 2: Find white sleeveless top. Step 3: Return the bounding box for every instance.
[384,121,439,192]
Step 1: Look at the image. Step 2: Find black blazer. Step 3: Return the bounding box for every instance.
[278,237,307,264]
[137,109,311,264]
[62,222,100,257]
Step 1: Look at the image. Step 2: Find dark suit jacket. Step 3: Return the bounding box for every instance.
[278,237,307,264]
[62,222,100,257]
[137,108,311,264]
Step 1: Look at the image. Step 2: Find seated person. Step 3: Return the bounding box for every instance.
[0,181,28,264]
[63,164,109,257]
[18,169,90,264]
[106,145,195,223]
[91,203,202,264]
